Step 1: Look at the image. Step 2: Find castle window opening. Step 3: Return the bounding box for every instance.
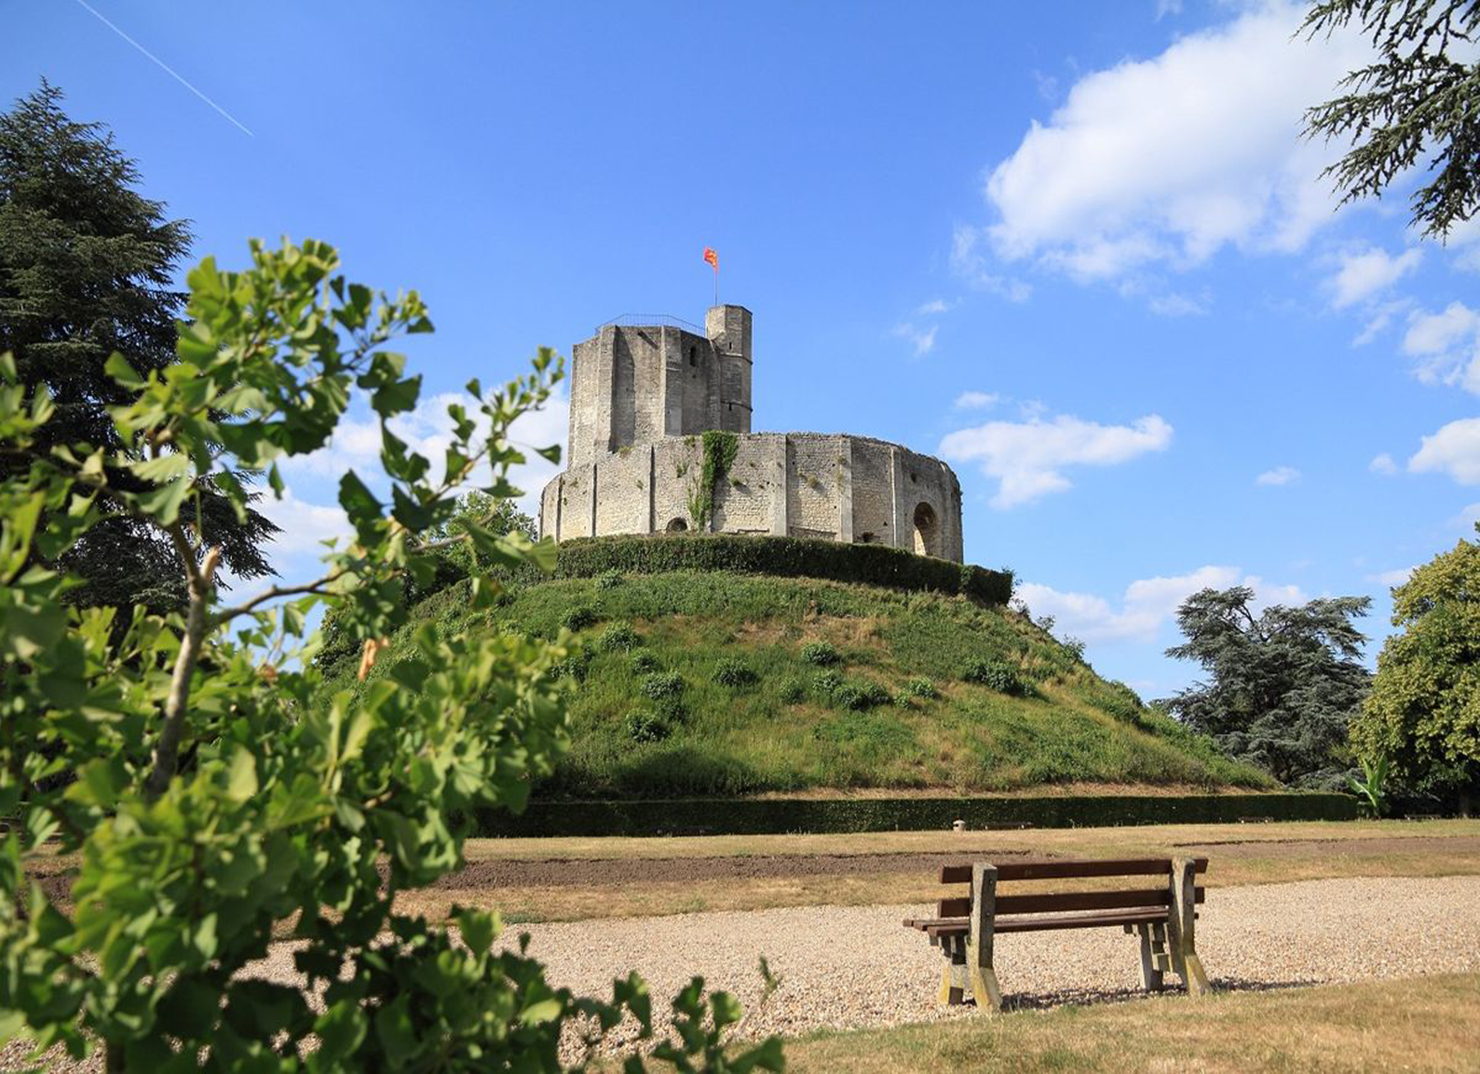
[688,346,696,367]
[912,502,940,558]
[666,517,688,532]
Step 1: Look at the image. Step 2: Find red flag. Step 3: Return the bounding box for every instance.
[703,247,718,271]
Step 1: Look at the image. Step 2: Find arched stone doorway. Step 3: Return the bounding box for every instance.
[665,517,688,532]
[912,502,940,558]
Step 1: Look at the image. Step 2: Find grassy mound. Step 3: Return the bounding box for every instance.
[320,562,1273,799]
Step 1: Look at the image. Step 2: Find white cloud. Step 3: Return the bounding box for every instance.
[939,410,1173,508]
[1449,215,1480,272]
[1243,575,1309,607]
[1146,291,1206,317]
[1017,565,1306,644]
[1352,299,1412,346]
[979,1,1366,283]
[1453,502,1480,529]
[1328,246,1422,308]
[1408,417,1480,485]
[1369,452,1398,475]
[1367,566,1415,587]
[953,390,1000,410]
[951,225,1034,301]
[1256,465,1300,486]
[917,298,952,315]
[1402,301,1480,394]
[258,489,351,556]
[894,322,938,357]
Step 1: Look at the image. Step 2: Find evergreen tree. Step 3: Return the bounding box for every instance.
[1161,587,1372,788]
[1303,0,1479,239]
[0,81,276,611]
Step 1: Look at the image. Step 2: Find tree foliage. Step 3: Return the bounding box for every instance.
[1162,587,1372,788]
[0,81,278,612]
[1352,526,1480,805]
[1302,0,1480,238]
[0,238,782,1071]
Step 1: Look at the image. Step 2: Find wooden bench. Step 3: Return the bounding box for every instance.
[902,857,1212,1011]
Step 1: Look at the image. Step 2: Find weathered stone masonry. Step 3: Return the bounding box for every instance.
[540,306,964,562]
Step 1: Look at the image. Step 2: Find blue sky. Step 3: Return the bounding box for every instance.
[8,0,1478,696]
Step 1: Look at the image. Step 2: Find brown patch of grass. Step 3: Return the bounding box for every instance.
[422,821,1480,923]
[460,819,1480,862]
[782,973,1480,1074]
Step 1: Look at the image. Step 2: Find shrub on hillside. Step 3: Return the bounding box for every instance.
[801,641,841,666]
[833,679,892,711]
[554,533,1015,605]
[779,678,808,704]
[963,659,1030,696]
[549,649,592,682]
[905,678,939,699]
[595,569,624,590]
[563,604,599,632]
[713,658,759,688]
[1100,680,1146,722]
[626,710,672,743]
[629,652,661,675]
[812,670,844,696]
[640,671,686,702]
[598,621,641,652]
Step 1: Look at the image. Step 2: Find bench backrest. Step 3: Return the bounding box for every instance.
[936,857,1208,918]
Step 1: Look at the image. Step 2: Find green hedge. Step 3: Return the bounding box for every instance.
[553,534,1014,605]
[476,792,1358,837]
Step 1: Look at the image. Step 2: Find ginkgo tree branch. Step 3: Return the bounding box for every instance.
[144,536,220,800]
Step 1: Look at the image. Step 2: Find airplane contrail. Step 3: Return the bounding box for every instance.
[72,0,254,137]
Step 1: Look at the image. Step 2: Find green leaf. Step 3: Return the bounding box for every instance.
[373,994,418,1066]
[338,472,383,537]
[370,374,422,418]
[134,477,190,525]
[520,997,563,1025]
[225,748,259,803]
[311,1003,367,1070]
[104,352,144,389]
[64,757,125,810]
[131,452,190,484]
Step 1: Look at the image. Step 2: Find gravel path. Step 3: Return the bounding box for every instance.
[6,875,1479,1069]
[500,875,1480,1043]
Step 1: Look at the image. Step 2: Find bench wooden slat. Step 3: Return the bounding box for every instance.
[920,907,1181,938]
[938,857,1208,885]
[908,906,1201,935]
[939,885,1203,917]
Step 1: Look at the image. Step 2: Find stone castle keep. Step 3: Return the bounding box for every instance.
[539,306,964,561]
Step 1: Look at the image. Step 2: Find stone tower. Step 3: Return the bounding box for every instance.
[566,306,753,468]
[541,304,965,562]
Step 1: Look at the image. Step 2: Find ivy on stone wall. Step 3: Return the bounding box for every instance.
[687,429,739,530]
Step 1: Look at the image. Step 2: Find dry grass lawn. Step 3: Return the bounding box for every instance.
[782,972,1480,1074]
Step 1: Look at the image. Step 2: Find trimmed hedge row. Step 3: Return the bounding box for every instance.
[553,534,1014,605]
[476,792,1358,837]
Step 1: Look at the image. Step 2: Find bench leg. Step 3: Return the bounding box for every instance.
[1136,923,1165,992]
[939,936,967,1005]
[968,863,1003,1012]
[1169,857,1212,998]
